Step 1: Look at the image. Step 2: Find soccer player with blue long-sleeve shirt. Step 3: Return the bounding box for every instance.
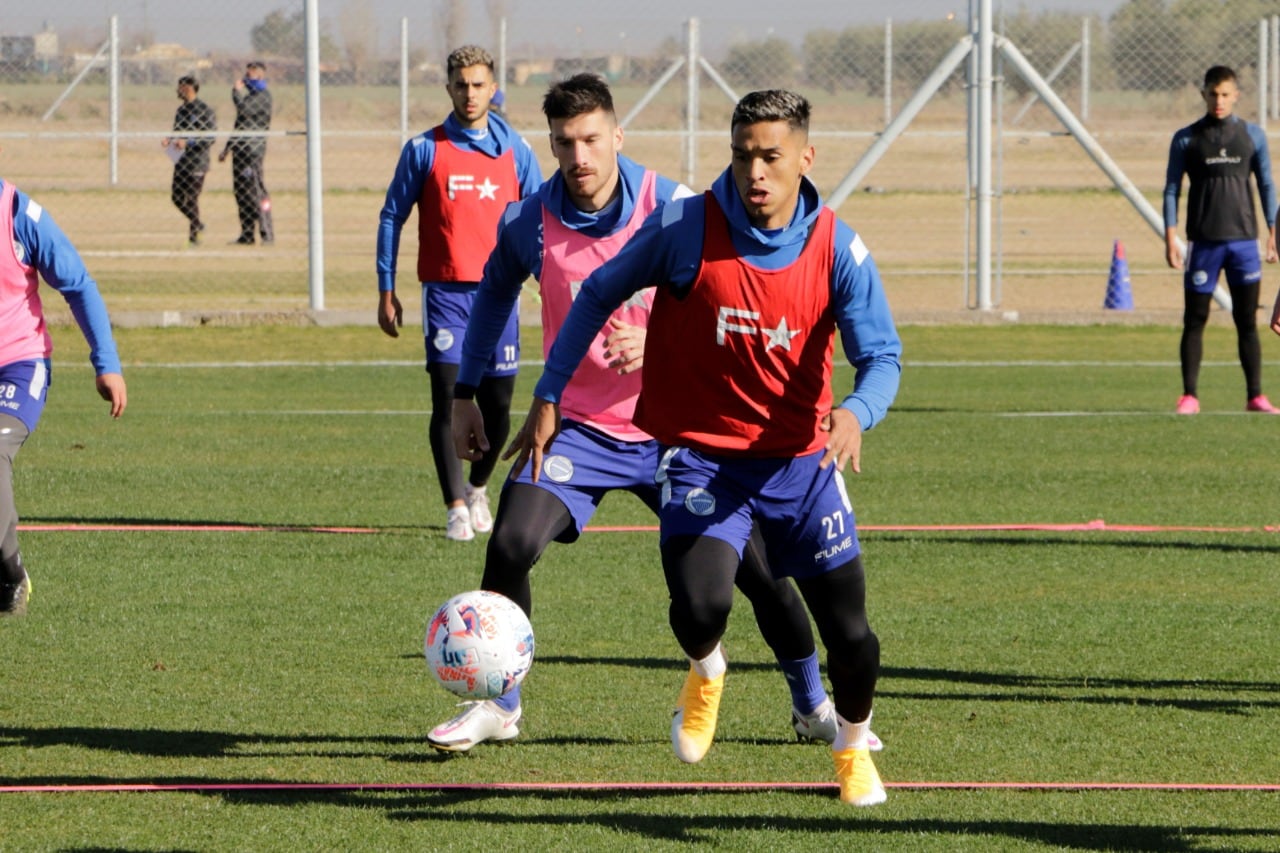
[1163,65,1279,414]
[375,45,542,542]
[1,178,127,616]
[509,90,900,806]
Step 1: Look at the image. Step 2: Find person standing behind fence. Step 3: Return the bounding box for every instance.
[375,45,542,542]
[0,175,128,617]
[162,75,216,245]
[219,61,273,245]
[1164,65,1279,415]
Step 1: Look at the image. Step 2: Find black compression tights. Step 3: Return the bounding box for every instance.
[662,536,875,720]
[480,483,574,615]
[426,362,514,506]
[1180,283,1263,399]
[481,487,816,665]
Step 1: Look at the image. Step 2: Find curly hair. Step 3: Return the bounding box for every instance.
[447,45,495,78]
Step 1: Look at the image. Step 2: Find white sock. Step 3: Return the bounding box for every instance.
[833,710,872,751]
[690,643,726,680]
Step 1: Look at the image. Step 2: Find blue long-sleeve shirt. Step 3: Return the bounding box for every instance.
[1164,115,1277,242]
[534,169,902,432]
[376,112,542,292]
[458,154,689,388]
[2,179,121,375]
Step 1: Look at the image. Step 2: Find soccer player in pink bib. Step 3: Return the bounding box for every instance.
[430,75,866,757]
[0,176,127,616]
[509,90,901,805]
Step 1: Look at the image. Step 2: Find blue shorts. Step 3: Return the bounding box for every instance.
[0,360,50,433]
[1185,240,1262,293]
[504,419,661,543]
[655,446,861,580]
[423,282,520,376]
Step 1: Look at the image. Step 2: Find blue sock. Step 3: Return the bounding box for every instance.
[493,683,521,712]
[778,652,826,714]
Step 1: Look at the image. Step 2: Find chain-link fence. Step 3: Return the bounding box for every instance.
[3,3,1278,323]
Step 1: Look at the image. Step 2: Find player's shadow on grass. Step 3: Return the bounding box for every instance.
[206,786,1276,849]
[870,532,1280,556]
[0,726,417,760]
[875,665,1280,715]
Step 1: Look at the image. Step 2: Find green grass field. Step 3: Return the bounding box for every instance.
[1,323,1277,851]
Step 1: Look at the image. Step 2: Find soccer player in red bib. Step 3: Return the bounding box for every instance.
[376,45,542,541]
[509,90,901,805]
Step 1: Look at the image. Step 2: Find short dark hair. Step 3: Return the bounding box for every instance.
[247,60,266,71]
[1203,65,1237,89]
[542,73,615,123]
[177,75,199,91]
[731,90,810,135]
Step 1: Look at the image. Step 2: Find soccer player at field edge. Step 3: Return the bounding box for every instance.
[0,175,128,616]
[431,73,879,754]
[1164,64,1279,415]
[506,90,901,805]
[376,45,543,542]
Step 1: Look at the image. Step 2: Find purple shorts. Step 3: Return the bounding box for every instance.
[504,419,661,542]
[423,283,519,376]
[0,360,50,433]
[655,446,861,580]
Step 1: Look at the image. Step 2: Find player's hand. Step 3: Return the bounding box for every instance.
[1165,241,1183,270]
[377,291,403,338]
[1264,233,1277,264]
[603,317,645,374]
[504,397,561,483]
[818,407,862,473]
[95,373,127,419]
[452,399,488,461]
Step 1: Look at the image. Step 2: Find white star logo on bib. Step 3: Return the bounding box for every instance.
[476,177,499,200]
[762,317,801,351]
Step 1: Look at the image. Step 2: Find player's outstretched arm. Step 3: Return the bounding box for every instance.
[503,398,561,483]
[452,399,488,461]
[95,373,127,419]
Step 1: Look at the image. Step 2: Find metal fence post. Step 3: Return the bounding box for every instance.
[305,0,325,311]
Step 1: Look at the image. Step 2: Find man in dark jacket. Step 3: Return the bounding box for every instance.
[219,61,274,244]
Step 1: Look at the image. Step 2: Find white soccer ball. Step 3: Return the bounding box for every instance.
[424,590,534,700]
